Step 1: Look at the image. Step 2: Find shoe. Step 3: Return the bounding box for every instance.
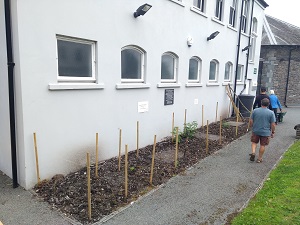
[256,159,263,163]
[249,153,255,161]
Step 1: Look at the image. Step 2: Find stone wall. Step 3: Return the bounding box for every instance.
[259,46,300,106]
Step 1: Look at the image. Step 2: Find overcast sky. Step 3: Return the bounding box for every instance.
[264,0,300,27]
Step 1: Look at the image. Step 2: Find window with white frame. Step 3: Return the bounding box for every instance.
[193,0,205,12]
[215,0,223,21]
[161,52,178,82]
[209,60,219,82]
[121,46,145,82]
[241,0,249,33]
[224,62,232,82]
[57,36,96,82]
[229,0,237,27]
[188,57,201,82]
[249,18,257,61]
[237,64,244,82]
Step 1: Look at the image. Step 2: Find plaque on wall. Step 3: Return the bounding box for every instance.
[164,89,174,105]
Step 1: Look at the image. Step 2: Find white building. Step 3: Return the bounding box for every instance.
[0,0,268,189]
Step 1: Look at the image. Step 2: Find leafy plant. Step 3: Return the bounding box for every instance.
[171,121,198,143]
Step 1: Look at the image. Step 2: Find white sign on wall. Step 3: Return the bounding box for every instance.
[138,101,149,113]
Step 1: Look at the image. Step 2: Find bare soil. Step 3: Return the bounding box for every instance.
[34,118,250,224]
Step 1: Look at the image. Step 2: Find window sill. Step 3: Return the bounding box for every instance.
[227,25,237,32]
[222,82,232,86]
[211,17,225,26]
[115,83,151,89]
[185,83,203,87]
[236,82,244,85]
[206,82,220,87]
[48,83,105,90]
[241,32,249,37]
[157,83,181,88]
[190,7,207,18]
[168,0,185,7]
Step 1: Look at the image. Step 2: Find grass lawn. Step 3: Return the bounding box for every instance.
[231,140,300,225]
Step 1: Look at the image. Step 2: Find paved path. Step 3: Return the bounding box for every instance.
[0,107,299,225]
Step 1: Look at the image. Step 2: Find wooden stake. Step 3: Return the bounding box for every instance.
[236,109,239,136]
[149,135,157,185]
[247,110,253,132]
[206,120,209,154]
[124,145,128,198]
[95,133,99,178]
[215,102,218,122]
[219,116,222,145]
[118,129,122,172]
[175,127,179,168]
[33,133,40,184]
[136,121,139,157]
[172,112,175,142]
[86,152,92,221]
[202,105,204,128]
[184,109,187,131]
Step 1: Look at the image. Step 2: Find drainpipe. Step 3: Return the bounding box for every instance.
[4,0,18,188]
[233,0,245,115]
[284,47,295,107]
[240,0,255,95]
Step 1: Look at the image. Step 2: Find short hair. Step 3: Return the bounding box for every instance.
[261,98,270,107]
[269,90,274,95]
[261,86,266,92]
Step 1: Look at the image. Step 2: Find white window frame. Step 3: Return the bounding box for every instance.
[237,64,244,82]
[121,46,145,83]
[229,0,236,27]
[215,0,224,21]
[224,62,233,82]
[241,0,249,33]
[161,52,178,83]
[56,35,96,82]
[209,59,219,82]
[193,0,205,12]
[188,57,201,83]
[249,18,257,62]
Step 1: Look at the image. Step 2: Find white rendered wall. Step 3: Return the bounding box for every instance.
[10,0,264,189]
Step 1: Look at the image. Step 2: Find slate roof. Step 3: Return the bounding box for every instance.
[262,15,300,45]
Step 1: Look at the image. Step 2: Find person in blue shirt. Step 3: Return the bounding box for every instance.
[269,90,282,124]
[249,98,276,163]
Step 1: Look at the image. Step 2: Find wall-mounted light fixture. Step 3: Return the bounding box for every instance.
[207,31,220,41]
[187,36,193,47]
[133,3,152,18]
[242,45,251,52]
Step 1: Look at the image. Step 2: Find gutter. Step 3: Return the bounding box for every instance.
[4,0,18,188]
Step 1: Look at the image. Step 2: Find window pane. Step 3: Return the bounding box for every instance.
[161,55,174,80]
[224,63,230,80]
[189,58,198,80]
[209,61,216,80]
[121,49,142,79]
[57,40,92,77]
[237,65,243,80]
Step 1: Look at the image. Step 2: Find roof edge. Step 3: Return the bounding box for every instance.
[257,0,269,8]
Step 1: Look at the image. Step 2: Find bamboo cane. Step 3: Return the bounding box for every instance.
[202,105,204,128]
[247,110,253,132]
[175,127,179,168]
[184,109,187,131]
[87,152,91,220]
[33,133,40,184]
[118,129,122,172]
[149,135,157,185]
[215,102,218,122]
[206,120,209,154]
[95,133,99,178]
[219,116,222,145]
[172,112,174,142]
[125,145,128,198]
[236,109,239,136]
[136,121,139,157]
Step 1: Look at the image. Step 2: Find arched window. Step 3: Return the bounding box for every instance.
[249,18,258,61]
[121,46,145,82]
[209,59,219,82]
[161,52,178,82]
[224,62,233,82]
[188,57,201,82]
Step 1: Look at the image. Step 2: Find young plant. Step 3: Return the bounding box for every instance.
[171,121,198,143]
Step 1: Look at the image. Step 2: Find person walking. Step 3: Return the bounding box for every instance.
[253,86,272,110]
[249,98,276,163]
[269,90,282,124]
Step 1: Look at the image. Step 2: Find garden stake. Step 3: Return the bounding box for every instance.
[184,109,187,131]
[202,105,204,128]
[236,109,239,136]
[125,145,128,198]
[175,127,179,168]
[172,112,175,142]
[95,133,99,178]
[33,132,41,184]
[136,121,139,157]
[86,152,92,221]
[219,116,222,145]
[215,102,218,122]
[247,110,253,132]
[149,135,157,185]
[118,129,122,172]
[206,120,209,154]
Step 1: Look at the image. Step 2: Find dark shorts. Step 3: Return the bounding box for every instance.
[251,133,270,146]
